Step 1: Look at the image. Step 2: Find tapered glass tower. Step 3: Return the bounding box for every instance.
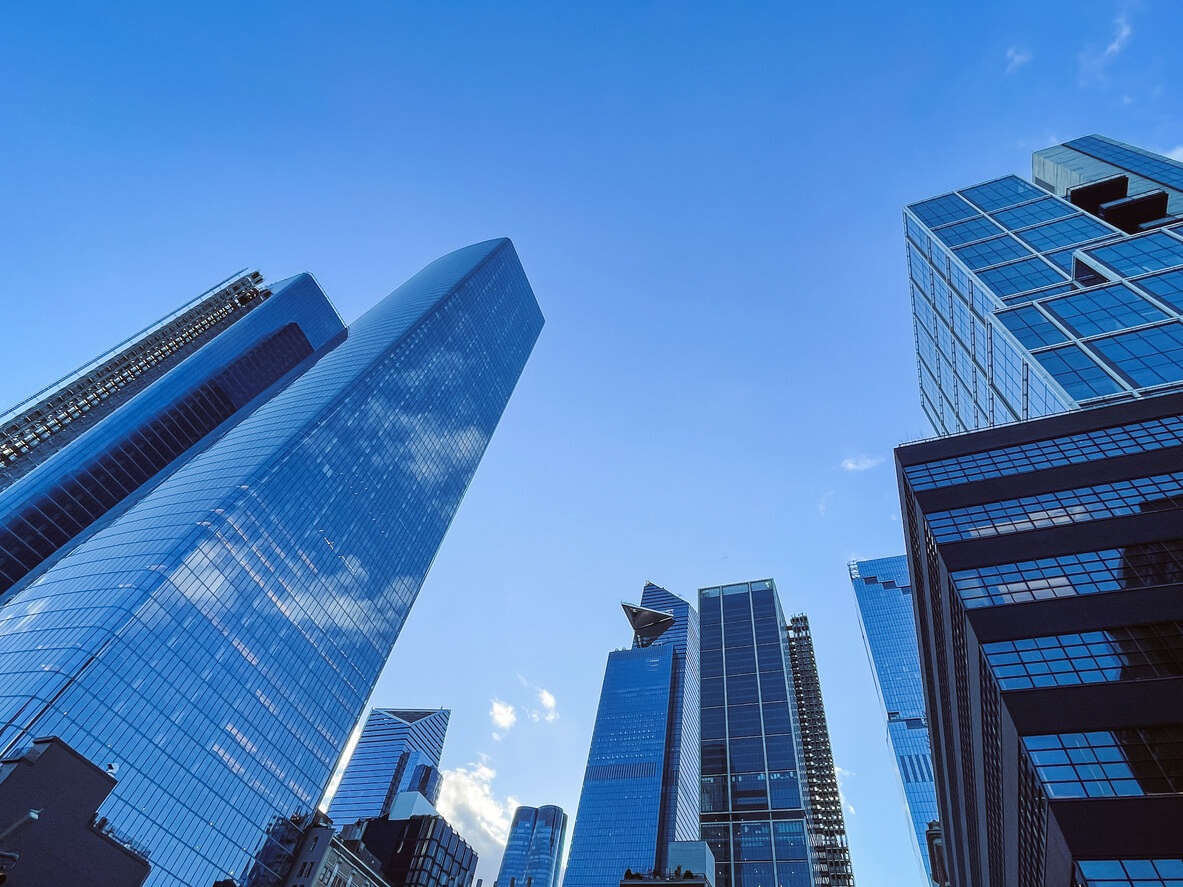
[0,239,543,887]
[329,708,451,823]
[563,583,700,887]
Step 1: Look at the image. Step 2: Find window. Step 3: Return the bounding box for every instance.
[1024,726,1183,798]
[1015,214,1114,251]
[1044,285,1167,337]
[997,305,1068,349]
[1035,345,1123,399]
[1086,232,1183,277]
[910,193,978,228]
[954,235,1031,270]
[992,197,1077,229]
[1092,322,1183,387]
[977,257,1066,297]
[932,215,1003,247]
[961,176,1046,212]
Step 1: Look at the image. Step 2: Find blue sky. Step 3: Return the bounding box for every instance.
[2,2,1182,885]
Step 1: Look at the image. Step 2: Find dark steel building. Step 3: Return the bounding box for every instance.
[785,616,854,887]
[897,391,1183,887]
[355,814,478,887]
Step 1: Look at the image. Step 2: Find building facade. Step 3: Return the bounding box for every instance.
[0,239,544,887]
[904,135,1183,436]
[897,391,1183,886]
[698,579,814,887]
[848,556,938,883]
[495,805,568,887]
[785,615,854,887]
[353,814,478,887]
[563,583,700,887]
[330,709,451,824]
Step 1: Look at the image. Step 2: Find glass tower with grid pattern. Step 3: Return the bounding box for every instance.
[0,239,543,887]
[329,708,450,824]
[847,556,937,884]
[496,805,568,887]
[897,387,1183,887]
[905,135,1183,437]
[699,580,820,887]
[563,583,700,887]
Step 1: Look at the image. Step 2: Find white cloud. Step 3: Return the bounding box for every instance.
[835,765,856,816]
[437,758,519,872]
[1005,46,1032,73]
[489,699,517,732]
[841,455,882,472]
[538,688,558,722]
[1105,13,1132,56]
[817,490,834,517]
[1167,146,1183,161]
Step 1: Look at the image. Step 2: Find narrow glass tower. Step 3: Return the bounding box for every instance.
[496,805,569,887]
[0,239,544,887]
[563,583,700,887]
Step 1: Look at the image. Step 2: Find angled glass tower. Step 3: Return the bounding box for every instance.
[904,135,1183,436]
[0,239,543,887]
[329,708,451,823]
[698,580,814,887]
[496,805,568,887]
[563,583,700,887]
[848,557,937,883]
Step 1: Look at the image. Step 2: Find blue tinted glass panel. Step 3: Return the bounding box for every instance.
[1034,345,1123,399]
[1023,727,1183,798]
[909,194,978,228]
[962,176,1046,211]
[1092,323,1183,387]
[997,305,1068,348]
[1086,233,1183,276]
[932,215,1003,247]
[954,235,1032,270]
[1136,268,1183,311]
[992,197,1077,229]
[1015,214,1114,251]
[977,258,1066,297]
[1044,285,1167,336]
[1067,135,1183,192]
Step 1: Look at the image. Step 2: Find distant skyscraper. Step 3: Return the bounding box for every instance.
[904,135,1183,436]
[563,583,700,887]
[0,239,543,887]
[785,615,854,887]
[698,579,813,887]
[496,805,568,887]
[847,557,937,883]
[329,708,451,823]
[897,390,1183,887]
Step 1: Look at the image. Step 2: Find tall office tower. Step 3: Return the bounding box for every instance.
[904,135,1183,436]
[563,583,700,887]
[785,615,854,887]
[0,239,544,887]
[896,391,1183,887]
[496,805,568,887]
[698,580,815,887]
[847,557,938,883]
[329,708,451,823]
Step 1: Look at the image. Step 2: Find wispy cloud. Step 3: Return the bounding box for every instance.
[1079,7,1134,82]
[437,757,519,870]
[817,490,834,517]
[1005,46,1032,73]
[489,699,516,740]
[1105,12,1132,56]
[524,684,560,723]
[841,455,882,472]
[835,764,856,816]
[1166,146,1183,161]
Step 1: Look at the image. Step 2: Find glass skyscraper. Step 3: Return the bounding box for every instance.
[563,582,700,887]
[847,557,937,883]
[698,579,813,887]
[329,708,451,824]
[496,805,568,887]
[904,135,1183,436]
[0,239,543,887]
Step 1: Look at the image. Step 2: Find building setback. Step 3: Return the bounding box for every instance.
[785,615,854,887]
[495,805,568,887]
[330,709,451,824]
[904,135,1183,437]
[698,580,814,887]
[0,239,543,887]
[848,556,938,883]
[563,583,700,887]
[897,390,1183,887]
